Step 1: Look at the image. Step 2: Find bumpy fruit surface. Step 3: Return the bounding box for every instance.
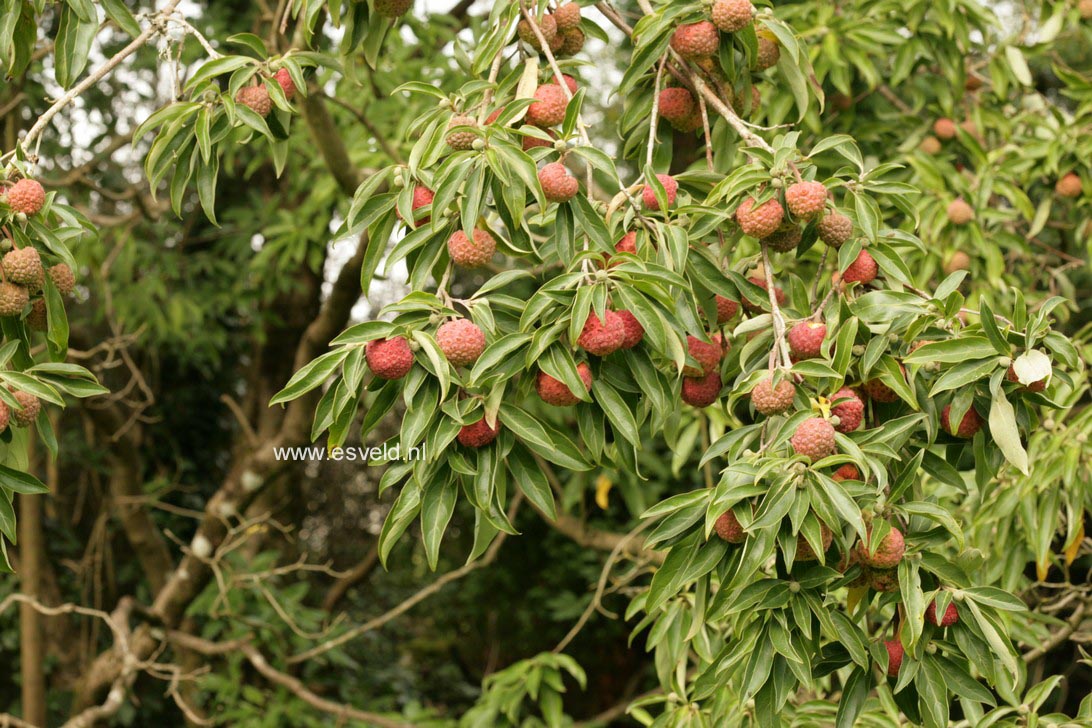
[526,84,568,127]
[830,387,864,433]
[715,295,739,323]
[457,417,500,447]
[741,276,785,312]
[273,68,296,100]
[714,510,746,543]
[788,322,826,359]
[711,0,753,32]
[883,640,904,677]
[785,181,827,221]
[947,198,974,225]
[670,21,719,60]
[817,211,852,247]
[3,246,42,287]
[557,27,585,55]
[1056,173,1082,199]
[863,376,899,403]
[791,418,837,461]
[448,228,496,268]
[832,463,860,482]
[10,390,39,427]
[766,225,802,253]
[615,231,637,256]
[536,362,592,406]
[933,118,957,139]
[27,299,46,331]
[577,311,626,355]
[517,15,557,48]
[751,376,795,416]
[436,319,486,366]
[236,85,272,117]
[561,74,579,94]
[842,249,878,285]
[5,179,45,215]
[795,523,833,561]
[942,404,982,438]
[642,174,678,210]
[870,568,900,593]
[856,526,905,569]
[0,401,8,432]
[736,197,784,239]
[445,115,478,150]
[551,2,581,29]
[617,310,645,349]
[658,87,696,124]
[365,337,414,380]
[0,282,28,317]
[539,163,579,203]
[683,334,724,377]
[682,371,722,407]
[756,37,780,70]
[926,601,959,627]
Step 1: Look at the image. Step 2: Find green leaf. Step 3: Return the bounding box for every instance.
[270,349,350,405]
[987,387,1028,474]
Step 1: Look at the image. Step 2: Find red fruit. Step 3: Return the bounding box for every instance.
[791,418,837,461]
[448,228,497,268]
[536,362,593,406]
[795,523,833,561]
[856,526,905,569]
[741,276,785,312]
[785,180,827,221]
[365,337,414,380]
[408,185,434,224]
[615,231,637,256]
[561,74,579,95]
[947,198,974,225]
[830,387,864,433]
[457,416,500,447]
[684,334,723,377]
[236,85,272,117]
[9,390,39,427]
[714,510,746,543]
[670,21,719,60]
[751,376,795,416]
[941,404,982,438]
[711,0,754,32]
[933,118,957,139]
[682,370,722,407]
[445,114,479,150]
[522,130,556,151]
[526,84,568,127]
[787,322,826,359]
[883,640,904,677]
[841,249,878,285]
[736,197,784,239]
[642,174,678,210]
[0,401,8,432]
[1006,364,1047,393]
[658,87,696,124]
[577,311,626,355]
[832,463,860,482]
[5,179,46,216]
[1055,173,1082,199]
[715,295,739,323]
[926,601,959,627]
[436,319,486,366]
[274,68,296,100]
[551,3,581,30]
[617,310,645,349]
[863,367,902,403]
[539,163,579,202]
[816,211,853,247]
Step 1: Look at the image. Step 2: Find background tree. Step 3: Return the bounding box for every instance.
[1,0,1091,726]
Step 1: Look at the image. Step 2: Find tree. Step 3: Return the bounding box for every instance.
[1,0,1091,725]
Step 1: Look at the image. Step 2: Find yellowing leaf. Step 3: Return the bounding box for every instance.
[1065,521,1084,566]
[847,586,867,611]
[595,474,612,510]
